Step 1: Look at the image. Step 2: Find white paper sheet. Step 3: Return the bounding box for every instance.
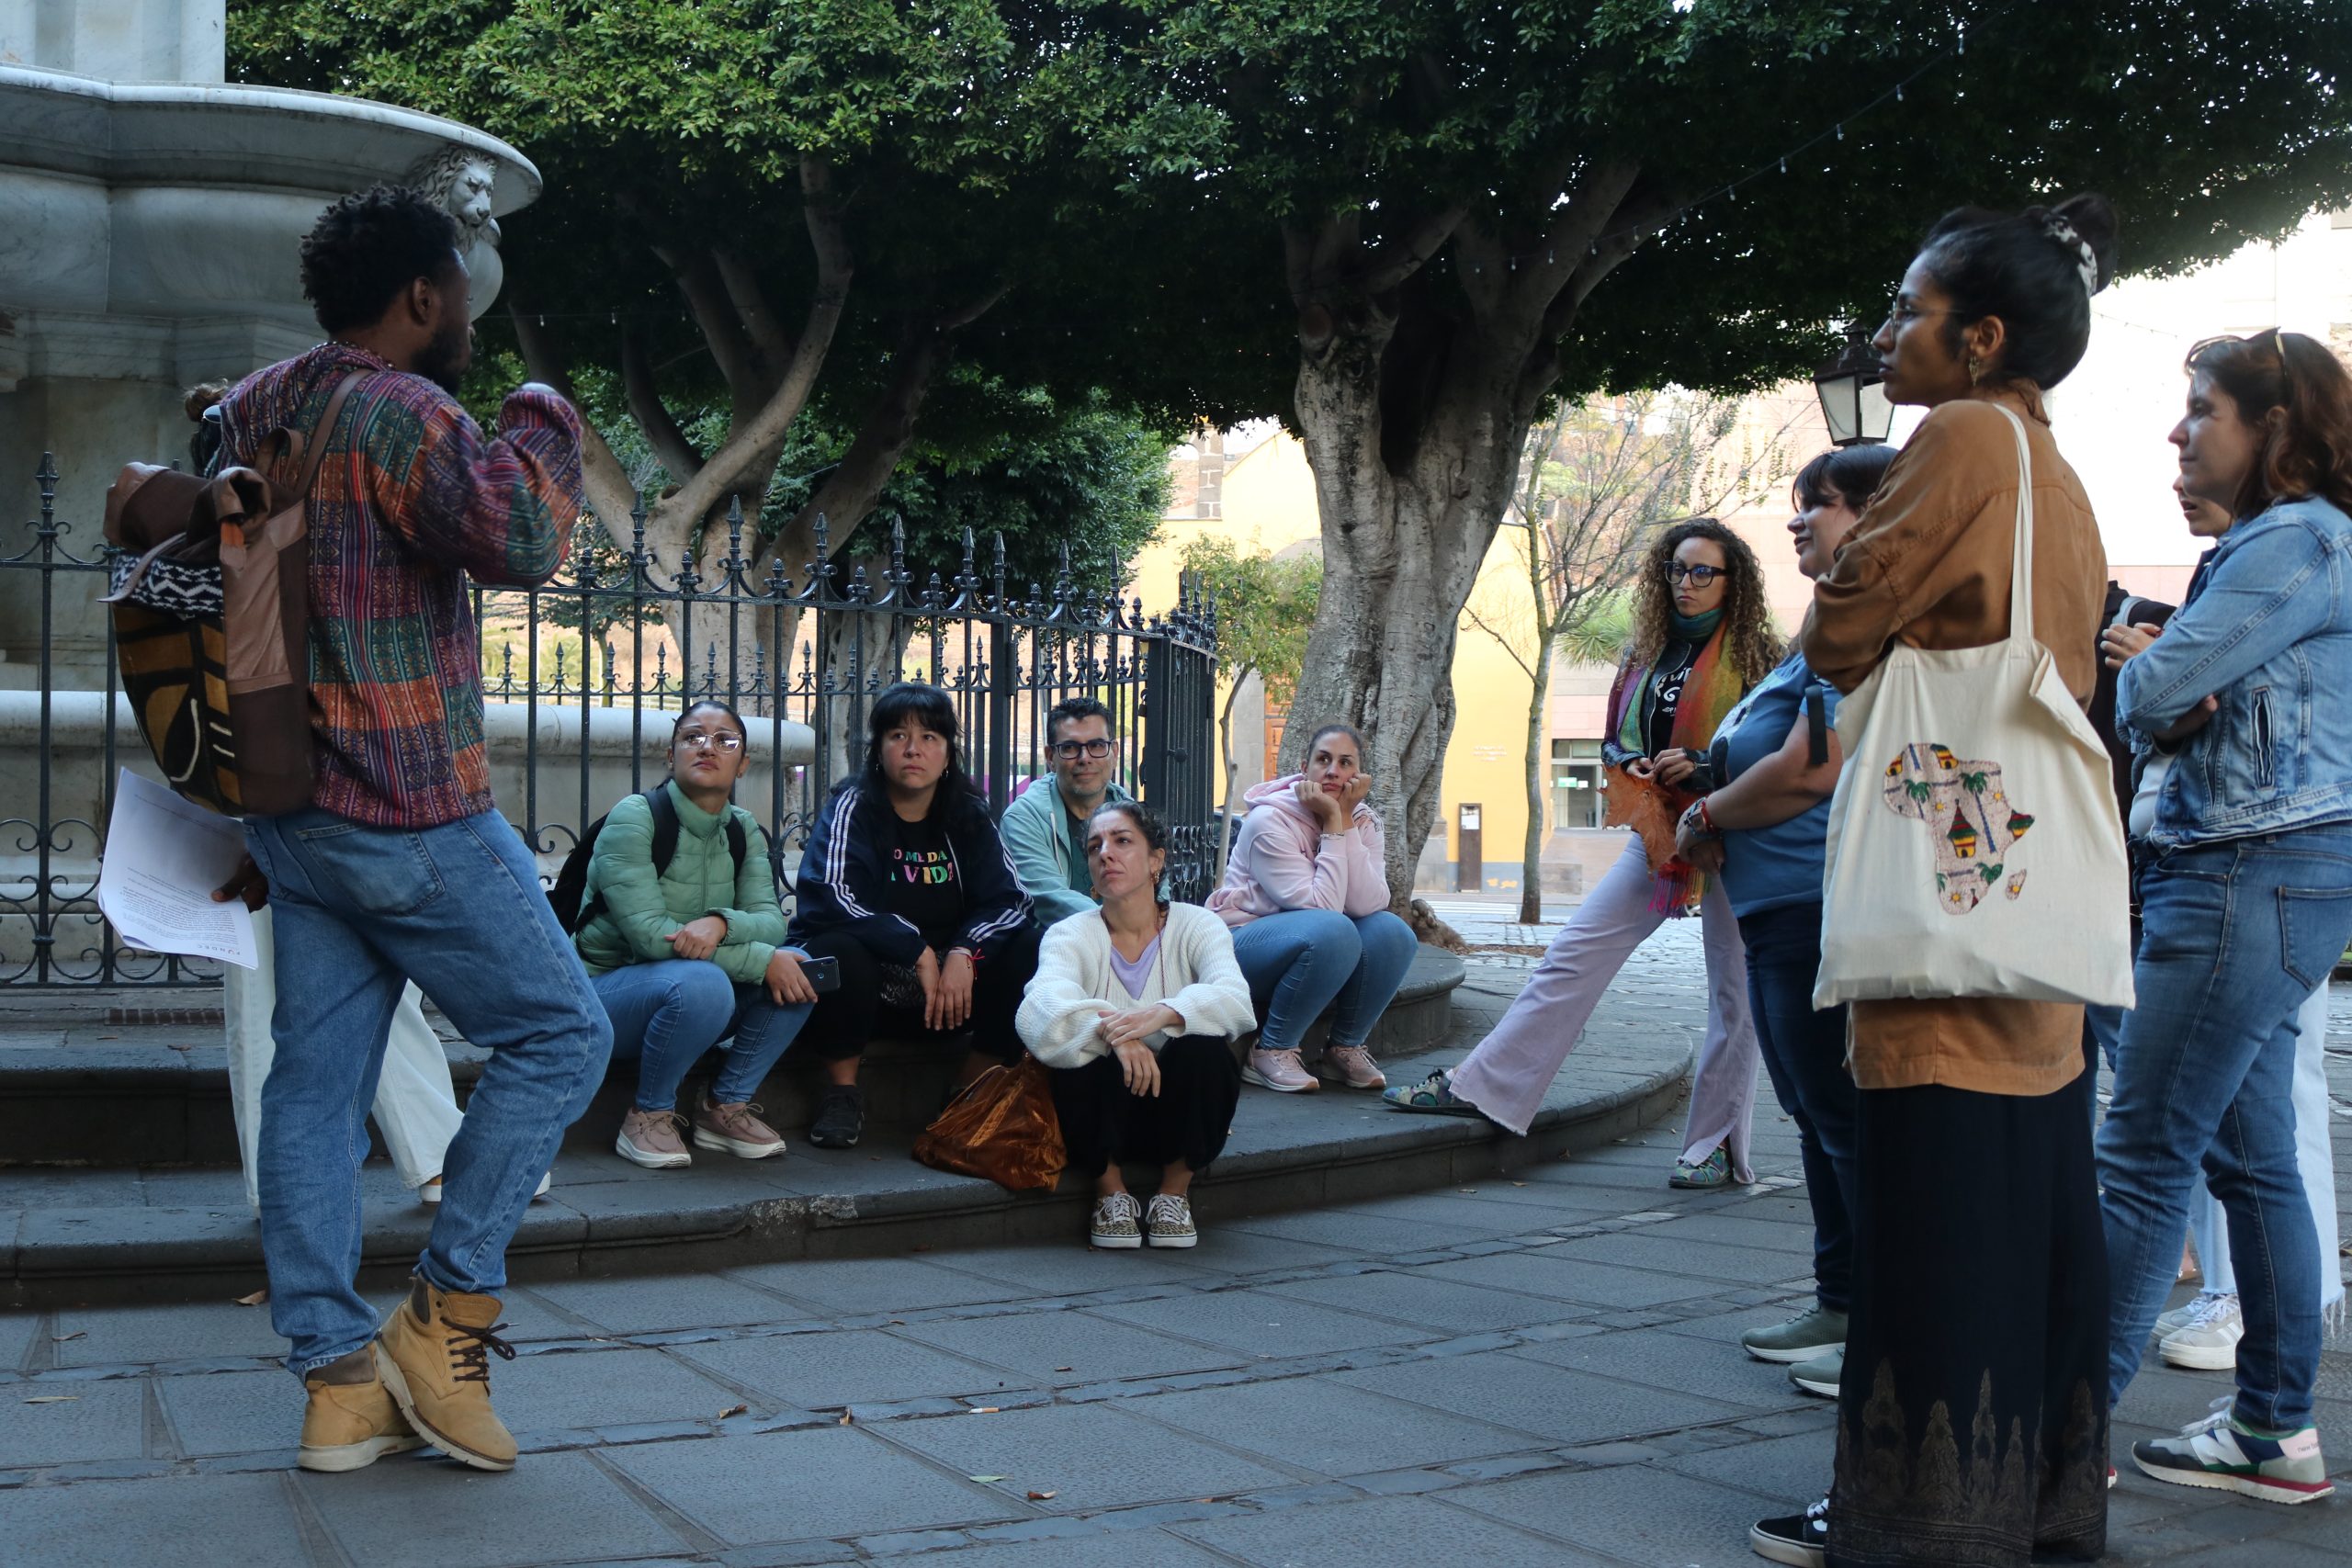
[96,769,259,969]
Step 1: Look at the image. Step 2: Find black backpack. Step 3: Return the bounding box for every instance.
[549,786,750,934]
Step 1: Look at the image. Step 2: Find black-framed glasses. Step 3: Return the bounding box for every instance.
[1665,563,1724,586]
[1051,739,1114,760]
[677,730,744,752]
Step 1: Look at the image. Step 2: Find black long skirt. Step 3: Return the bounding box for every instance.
[1828,1067,2109,1566]
[1049,1035,1241,1179]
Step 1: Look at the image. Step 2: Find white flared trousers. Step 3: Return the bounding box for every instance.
[1450,834,1759,1175]
[222,906,465,1212]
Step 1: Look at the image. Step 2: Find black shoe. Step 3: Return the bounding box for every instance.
[808,1084,865,1149]
[1750,1498,1828,1566]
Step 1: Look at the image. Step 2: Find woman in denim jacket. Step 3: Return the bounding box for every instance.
[2103,329,2352,1504]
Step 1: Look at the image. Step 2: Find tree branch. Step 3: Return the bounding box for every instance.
[712,247,795,379]
[652,243,762,405]
[508,301,638,533]
[1353,203,1470,297]
[619,323,705,484]
[771,315,951,564]
[661,152,855,532]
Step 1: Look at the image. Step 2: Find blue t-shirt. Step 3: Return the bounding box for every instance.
[1712,650,1841,919]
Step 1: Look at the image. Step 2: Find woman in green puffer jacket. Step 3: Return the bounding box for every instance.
[575,699,818,1168]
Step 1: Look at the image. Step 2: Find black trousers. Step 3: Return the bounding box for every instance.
[792,922,1042,1064]
[1829,1068,2108,1567]
[1049,1035,1242,1179]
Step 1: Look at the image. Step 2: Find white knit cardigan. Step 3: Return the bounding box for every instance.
[1016,901,1259,1069]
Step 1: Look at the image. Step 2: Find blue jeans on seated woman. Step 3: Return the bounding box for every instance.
[1230,908,1418,1053]
[592,959,811,1112]
[2099,824,2352,1433]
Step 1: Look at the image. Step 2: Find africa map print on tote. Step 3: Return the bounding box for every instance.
[1882,742,2036,915]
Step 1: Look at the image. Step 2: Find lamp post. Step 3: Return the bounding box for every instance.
[1814,331,1895,446]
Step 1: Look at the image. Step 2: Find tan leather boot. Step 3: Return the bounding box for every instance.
[300,1346,424,1472]
[371,1275,519,1472]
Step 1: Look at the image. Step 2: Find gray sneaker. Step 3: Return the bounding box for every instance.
[1741,1306,1848,1366]
[2152,1297,2208,1339]
[1790,1345,1842,1398]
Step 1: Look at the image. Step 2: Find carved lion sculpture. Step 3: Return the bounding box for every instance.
[403,145,503,320]
[1882,741,2035,915]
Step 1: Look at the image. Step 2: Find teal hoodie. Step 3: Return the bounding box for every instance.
[573,780,788,982]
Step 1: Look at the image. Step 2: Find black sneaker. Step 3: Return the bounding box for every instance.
[808,1084,865,1149]
[1750,1497,1828,1566]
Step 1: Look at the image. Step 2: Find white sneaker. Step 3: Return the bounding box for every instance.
[2152,1298,2206,1339]
[2158,1292,2243,1371]
[1242,1047,1318,1093]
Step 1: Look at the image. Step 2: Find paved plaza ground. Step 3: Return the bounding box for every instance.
[3,908,2346,1566]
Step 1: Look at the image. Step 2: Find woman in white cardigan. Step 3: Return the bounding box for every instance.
[1018,801,1258,1249]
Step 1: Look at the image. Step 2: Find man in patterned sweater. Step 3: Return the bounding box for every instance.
[217,186,612,1475]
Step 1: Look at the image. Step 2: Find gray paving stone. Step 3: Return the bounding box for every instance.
[1509,1327,1804,1408]
[724,1257,1027,1315]
[156,1369,295,1458]
[900,1307,1243,1388]
[0,1472,314,1566]
[300,1448,685,1566]
[1177,1494,1614,1567]
[0,1314,40,1371]
[492,1346,750,1433]
[1635,1213,1818,1255]
[1149,1227,1372,1276]
[878,1400,1296,1513]
[607,1426,1020,1544]
[1450,1461,1789,1565]
[0,1376,149,1466]
[922,1245,1205,1296]
[1261,1269,1585,1333]
[1086,1289,1432,1359]
[51,1302,288,1367]
[1224,1207,1472,1254]
[1655,1301,1814,1348]
[1125,1377,1531,1473]
[1544,1229,1815,1286]
[1418,1249,1723,1309]
[677,1328,1016,1408]
[1331,1349,1747,1445]
[1327,1193,1547,1236]
[521,1275,798,1334]
[1659,1426,1837,1503]
[882,1532,1224,1568]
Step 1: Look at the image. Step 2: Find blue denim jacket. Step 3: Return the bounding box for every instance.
[2118,494,2352,848]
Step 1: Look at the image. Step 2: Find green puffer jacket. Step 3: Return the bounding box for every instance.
[573,781,787,983]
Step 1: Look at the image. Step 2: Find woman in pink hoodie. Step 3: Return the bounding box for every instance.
[1207,723,1419,1092]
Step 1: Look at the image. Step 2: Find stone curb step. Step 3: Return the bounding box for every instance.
[0,1033,1693,1312]
[0,950,1463,1168]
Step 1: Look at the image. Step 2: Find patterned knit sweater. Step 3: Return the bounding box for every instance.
[218,343,584,828]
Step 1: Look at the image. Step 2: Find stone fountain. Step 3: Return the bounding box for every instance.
[0,0,540,686]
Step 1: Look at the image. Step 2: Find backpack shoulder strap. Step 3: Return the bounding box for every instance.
[1804,685,1830,768]
[724,811,748,874]
[288,370,372,505]
[645,785,683,875]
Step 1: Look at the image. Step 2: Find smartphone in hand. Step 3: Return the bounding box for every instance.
[799,954,842,993]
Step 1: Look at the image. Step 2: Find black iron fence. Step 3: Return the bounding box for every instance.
[2,458,1217,986]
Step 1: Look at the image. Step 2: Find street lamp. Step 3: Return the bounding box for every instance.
[1813,331,1894,447]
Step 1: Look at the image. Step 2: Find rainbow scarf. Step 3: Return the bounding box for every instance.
[1602,626,1751,911]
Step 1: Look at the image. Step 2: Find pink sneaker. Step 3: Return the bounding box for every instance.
[692,1099,787,1159]
[616,1108,692,1168]
[1242,1047,1318,1093]
[1321,1045,1385,1090]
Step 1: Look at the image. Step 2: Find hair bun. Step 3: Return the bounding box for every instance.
[2043,194,2118,296]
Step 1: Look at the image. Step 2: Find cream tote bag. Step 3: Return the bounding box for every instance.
[1814,407,2134,1009]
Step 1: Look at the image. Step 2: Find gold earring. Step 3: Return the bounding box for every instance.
[1966,354,1985,384]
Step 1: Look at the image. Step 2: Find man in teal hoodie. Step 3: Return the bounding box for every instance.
[1001,696,1134,926]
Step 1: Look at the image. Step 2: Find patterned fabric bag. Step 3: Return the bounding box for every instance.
[99,371,368,817]
[1814,406,2133,1008]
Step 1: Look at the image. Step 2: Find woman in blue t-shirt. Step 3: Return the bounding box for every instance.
[1672,444,1894,1401]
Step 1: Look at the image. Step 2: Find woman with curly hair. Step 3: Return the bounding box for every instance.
[1387,517,1778,1189]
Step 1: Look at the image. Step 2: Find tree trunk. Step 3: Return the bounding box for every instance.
[1517,640,1552,924]
[1279,310,1529,913]
[1215,662,1255,884]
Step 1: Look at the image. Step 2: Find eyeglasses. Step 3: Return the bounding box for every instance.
[677,730,744,752]
[1665,563,1724,586]
[1883,297,1957,328]
[1051,739,1114,760]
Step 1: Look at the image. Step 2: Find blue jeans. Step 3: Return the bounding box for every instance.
[2098,826,2352,1431]
[592,958,809,1111]
[244,807,613,1377]
[1738,901,1858,1314]
[1230,908,1418,1053]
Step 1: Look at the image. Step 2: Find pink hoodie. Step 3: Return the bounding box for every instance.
[1207,773,1391,927]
